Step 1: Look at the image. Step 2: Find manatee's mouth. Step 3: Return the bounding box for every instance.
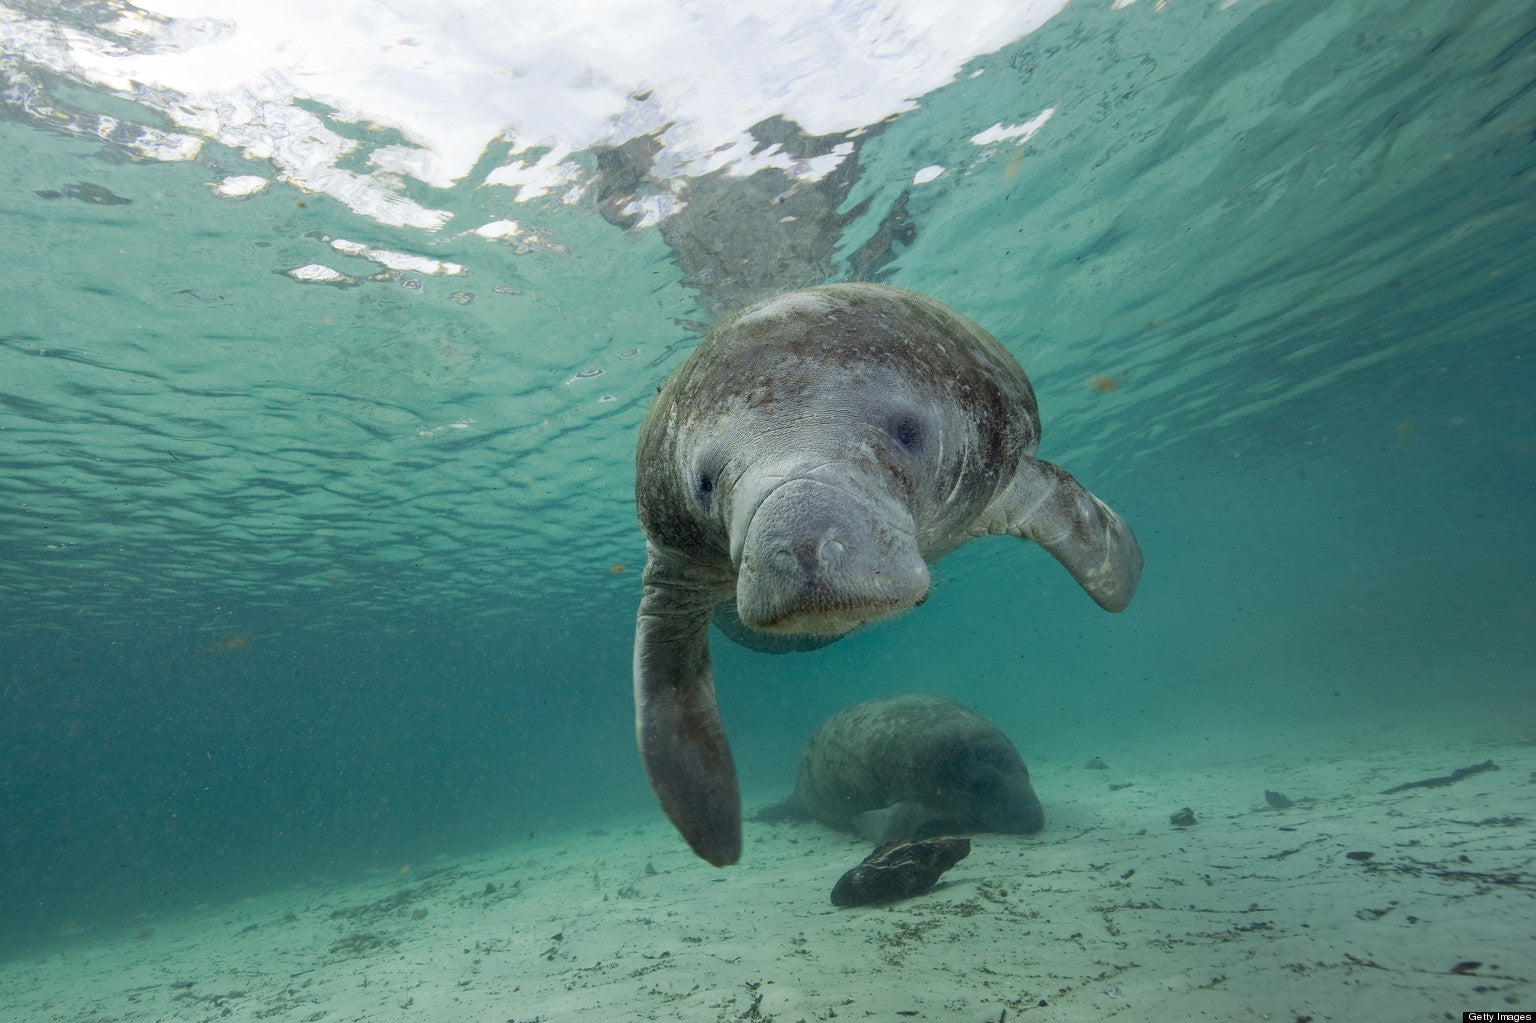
[749,593,925,637]
[983,785,1045,836]
[732,476,929,635]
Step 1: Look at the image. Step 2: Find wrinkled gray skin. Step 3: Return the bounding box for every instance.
[634,283,1141,866]
[757,695,1045,845]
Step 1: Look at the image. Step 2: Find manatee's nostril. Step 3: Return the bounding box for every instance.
[820,537,846,563]
[772,548,795,572]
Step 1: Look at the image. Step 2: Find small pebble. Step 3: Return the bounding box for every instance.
[1169,807,1196,827]
[1346,850,1374,862]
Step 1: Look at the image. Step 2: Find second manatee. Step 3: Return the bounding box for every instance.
[757,694,1044,844]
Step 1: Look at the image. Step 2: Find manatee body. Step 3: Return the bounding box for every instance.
[633,283,1142,866]
[763,695,1044,845]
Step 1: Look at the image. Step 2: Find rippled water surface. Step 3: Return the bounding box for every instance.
[1,0,1533,961]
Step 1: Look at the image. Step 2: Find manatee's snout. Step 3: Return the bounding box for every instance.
[734,477,928,635]
[970,760,1044,835]
[983,782,1045,836]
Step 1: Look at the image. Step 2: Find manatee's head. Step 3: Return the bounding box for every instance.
[637,384,932,636]
[917,710,1045,836]
[635,285,1035,639]
[965,754,1045,835]
[666,375,935,636]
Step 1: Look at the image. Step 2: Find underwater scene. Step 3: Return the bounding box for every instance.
[1,0,1533,1019]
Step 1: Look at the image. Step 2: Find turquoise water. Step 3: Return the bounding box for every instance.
[2,0,1533,962]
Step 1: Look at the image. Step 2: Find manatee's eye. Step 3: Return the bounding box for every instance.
[888,413,925,453]
[691,445,727,512]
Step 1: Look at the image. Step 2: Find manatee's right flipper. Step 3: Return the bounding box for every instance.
[712,601,847,654]
[853,800,934,845]
[995,458,1143,612]
[634,546,740,866]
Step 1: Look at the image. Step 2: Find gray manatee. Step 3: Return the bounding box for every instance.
[633,283,1141,866]
[756,695,1045,844]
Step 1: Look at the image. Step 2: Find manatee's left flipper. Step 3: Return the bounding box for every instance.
[634,545,741,866]
[853,800,934,845]
[749,794,809,823]
[995,458,1143,612]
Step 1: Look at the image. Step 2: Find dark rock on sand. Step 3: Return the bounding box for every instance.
[830,836,971,907]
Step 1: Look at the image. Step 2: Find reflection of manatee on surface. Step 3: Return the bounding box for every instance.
[632,283,1142,865]
[755,695,1045,846]
[590,114,911,322]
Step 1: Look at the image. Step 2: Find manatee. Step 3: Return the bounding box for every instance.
[633,283,1142,866]
[757,695,1045,845]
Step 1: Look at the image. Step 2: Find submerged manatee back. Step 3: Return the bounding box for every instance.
[784,694,1045,843]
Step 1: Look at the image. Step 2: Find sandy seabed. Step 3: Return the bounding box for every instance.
[4,737,1532,1023]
